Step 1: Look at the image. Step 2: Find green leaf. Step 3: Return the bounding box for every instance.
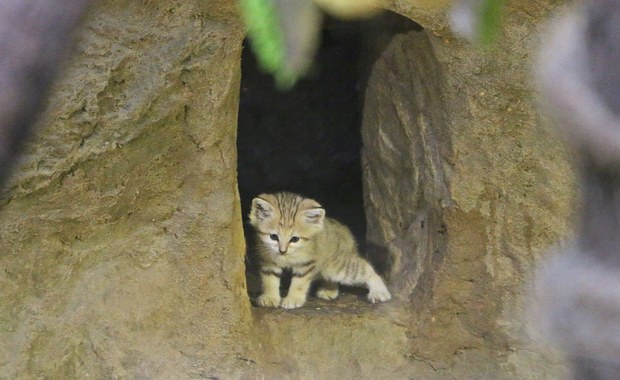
[238,0,298,89]
[478,0,506,47]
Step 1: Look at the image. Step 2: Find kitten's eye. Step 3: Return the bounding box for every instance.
[290,236,300,243]
[269,234,279,241]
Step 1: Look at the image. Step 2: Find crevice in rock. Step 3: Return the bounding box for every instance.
[237,8,452,323]
[237,25,451,375]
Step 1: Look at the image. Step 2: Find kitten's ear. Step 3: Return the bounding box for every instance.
[250,196,275,224]
[302,208,325,225]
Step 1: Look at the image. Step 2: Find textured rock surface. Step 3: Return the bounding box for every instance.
[254,296,422,379]
[0,0,574,378]
[361,13,451,302]
[0,1,255,378]
[361,1,574,377]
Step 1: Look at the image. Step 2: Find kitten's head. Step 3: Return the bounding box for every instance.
[249,192,325,255]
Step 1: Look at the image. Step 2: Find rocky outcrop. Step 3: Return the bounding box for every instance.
[366,1,573,376]
[0,1,254,378]
[0,0,573,378]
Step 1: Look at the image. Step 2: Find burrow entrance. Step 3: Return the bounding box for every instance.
[237,11,451,304]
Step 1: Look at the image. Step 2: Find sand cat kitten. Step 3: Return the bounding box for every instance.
[249,191,391,309]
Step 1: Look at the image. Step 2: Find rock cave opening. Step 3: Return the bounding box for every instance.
[237,16,367,299]
[237,11,450,305]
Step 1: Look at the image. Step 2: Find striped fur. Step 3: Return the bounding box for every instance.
[249,191,391,309]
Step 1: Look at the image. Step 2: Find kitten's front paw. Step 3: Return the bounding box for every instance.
[368,288,391,304]
[316,287,339,300]
[256,294,281,308]
[280,295,306,309]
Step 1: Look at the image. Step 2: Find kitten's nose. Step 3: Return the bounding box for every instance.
[279,249,287,255]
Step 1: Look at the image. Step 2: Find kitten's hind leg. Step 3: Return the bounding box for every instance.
[332,257,391,303]
[365,264,391,304]
[316,281,339,300]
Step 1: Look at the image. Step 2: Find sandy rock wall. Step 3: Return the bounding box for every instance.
[0,0,576,378]
[0,1,254,378]
[361,13,451,303]
[368,0,574,376]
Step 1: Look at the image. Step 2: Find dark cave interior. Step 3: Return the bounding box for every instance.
[237,18,367,237]
[237,17,367,296]
[237,12,432,299]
